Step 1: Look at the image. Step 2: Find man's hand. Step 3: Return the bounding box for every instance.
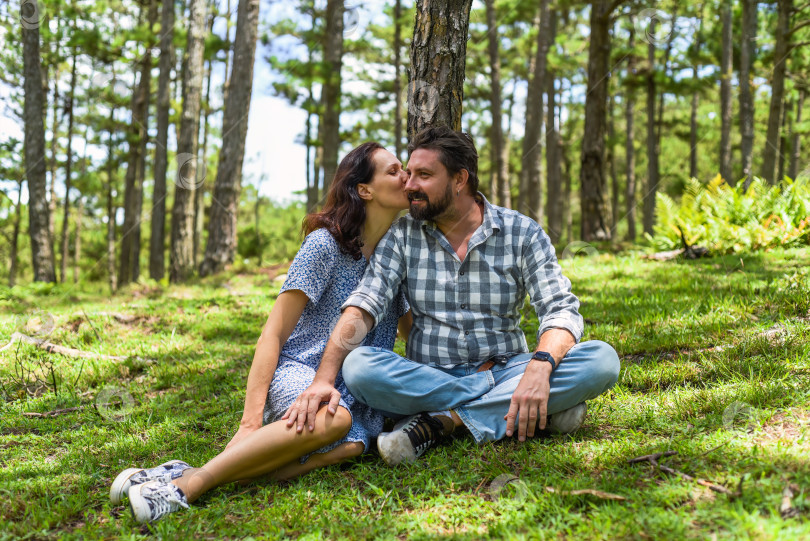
[504,360,553,441]
[282,380,342,433]
[226,424,259,450]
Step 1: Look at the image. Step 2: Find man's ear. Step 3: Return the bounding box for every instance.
[357,183,373,201]
[454,169,470,195]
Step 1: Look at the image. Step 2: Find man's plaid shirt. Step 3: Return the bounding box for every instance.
[343,194,584,367]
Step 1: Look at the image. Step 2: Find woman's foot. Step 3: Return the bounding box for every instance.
[128,480,189,523]
[110,460,191,505]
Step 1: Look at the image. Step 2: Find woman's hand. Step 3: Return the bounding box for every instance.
[226,424,260,450]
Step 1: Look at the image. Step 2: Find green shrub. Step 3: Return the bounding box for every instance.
[648,174,810,254]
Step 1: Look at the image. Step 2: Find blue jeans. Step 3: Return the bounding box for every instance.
[342,340,620,443]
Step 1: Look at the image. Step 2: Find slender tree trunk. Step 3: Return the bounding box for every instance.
[740,0,758,190]
[777,100,790,182]
[788,89,804,180]
[223,0,233,104]
[485,0,508,207]
[48,67,60,244]
[23,12,56,282]
[625,22,637,242]
[546,20,562,244]
[407,0,473,140]
[761,0,792,184]
[9,181,23,287]
[520,0,550,220]
[689,13,703,181]
[60,51,77,283]
[321,0,344,191]
[195,10,216,269]
[579,0,614,241]
[170,0,207,282]
[393,0,403,161]
[150,0,175,281]
[643,21,660,236]
[607,93,619,236]
[106,103,118,294]
[720,4,733,185]
[199,0,260,276]
[73,197,83,284]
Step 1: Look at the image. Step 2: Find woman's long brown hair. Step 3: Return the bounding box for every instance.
[303,142,384,260]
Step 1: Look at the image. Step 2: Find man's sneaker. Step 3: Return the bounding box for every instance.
[377,413,447,466]
[128,480,189,524]
[110,460,191,505]
[548,402,588,434]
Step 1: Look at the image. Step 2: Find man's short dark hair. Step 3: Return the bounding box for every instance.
[408,126,479,195]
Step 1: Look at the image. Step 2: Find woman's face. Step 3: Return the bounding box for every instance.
[364,148,410,210]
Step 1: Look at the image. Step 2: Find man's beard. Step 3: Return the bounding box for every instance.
[408,183,454,221]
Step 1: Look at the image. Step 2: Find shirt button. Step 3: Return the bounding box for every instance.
[460,304,466,309]
[464,331,469,335]
[459,271,464,275]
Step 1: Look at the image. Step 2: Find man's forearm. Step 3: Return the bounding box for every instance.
[536,328,576,366]
[314,306,375,384]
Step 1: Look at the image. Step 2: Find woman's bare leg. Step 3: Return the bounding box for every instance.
[172,406,351,502]
[269,441,364,481]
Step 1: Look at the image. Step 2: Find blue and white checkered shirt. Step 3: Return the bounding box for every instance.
[342,194,584,367]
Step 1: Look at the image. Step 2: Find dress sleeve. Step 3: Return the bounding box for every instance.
[392,286,410,319]
[280,229,338,305]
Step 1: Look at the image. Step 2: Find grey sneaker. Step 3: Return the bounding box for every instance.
[128,480,189,523]
[548,402,588,434]
[110,460,191,505]
[377,413,446,466]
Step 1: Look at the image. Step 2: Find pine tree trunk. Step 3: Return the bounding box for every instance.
[545,14,562,244]
[407,0,473,140]
[761,0,791,185]
[579,0,613,241]
[520,0,550,221]
[9,181,23,287]
[485,0,508,207]
[199,0,260,276]
[170,0,207,283]
[625,23,637,242]
[73,197,83,284]
[150,0,175,281]
[740,0,758,190]
[777,100,790,183]
[106,104,118,294]
[788,89,804,180]
[60,51,77,283]
[23,13,56,282]
[719,4,733,185]
[689,12,703,181]
[195,12,216,269]
[643,26,659,236]
[607,93,618,236]
[321,0,344,191]
[393,0,403,161]
[48,68,60,244]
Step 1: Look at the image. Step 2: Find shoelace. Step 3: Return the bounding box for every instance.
[403,414,443,457]
[131,463,188,485]
[144,484,189,520]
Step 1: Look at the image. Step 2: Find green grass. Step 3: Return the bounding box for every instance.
[1,247,809,539]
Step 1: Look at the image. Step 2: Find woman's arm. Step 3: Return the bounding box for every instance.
[227,289,309,448]
[397,310,412,342]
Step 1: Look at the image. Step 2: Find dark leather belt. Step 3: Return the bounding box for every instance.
[476,354,511,372]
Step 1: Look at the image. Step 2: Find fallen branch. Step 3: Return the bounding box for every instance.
[0,333,126,361]
[544,487,626,501]
[23,406,86,417]
[628,450,741,497]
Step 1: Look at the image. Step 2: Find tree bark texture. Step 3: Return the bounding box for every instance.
[321,0,344,192]
[485,0,509,208]
[393,0,404,161]
[106,105,118,293]
[719,3,733,185]
[643,29,659,236]
[788,89,804,180]
[625,22,637,241]
[546,13,562,245]
[740,0,758,190]
[407,0,473,140]
[199,0,260,276]
[761,0,792,184]
[60,51,77,283]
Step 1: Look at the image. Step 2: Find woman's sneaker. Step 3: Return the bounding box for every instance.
[128,480,189,523]
[110,460,191,505]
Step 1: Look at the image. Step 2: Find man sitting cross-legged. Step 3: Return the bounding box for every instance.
[284,126,620,465]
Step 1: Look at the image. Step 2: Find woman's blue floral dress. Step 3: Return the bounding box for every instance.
[263,228,408,459]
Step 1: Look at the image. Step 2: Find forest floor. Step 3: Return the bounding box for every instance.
[1,247,809,539]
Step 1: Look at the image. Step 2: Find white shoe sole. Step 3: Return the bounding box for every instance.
[377,431,417,466]
[128,482,154,524]
[109,459,187,505]
[549,402,588,434]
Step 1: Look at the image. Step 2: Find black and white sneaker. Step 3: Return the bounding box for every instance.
[110,460,191,505]
[377,413,447,466]
[128,480,189,523]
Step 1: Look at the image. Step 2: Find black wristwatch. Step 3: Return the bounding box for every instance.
[531,351,557,371]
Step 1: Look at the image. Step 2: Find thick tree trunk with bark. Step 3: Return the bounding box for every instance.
[625,23,637,241]
[720,4,733,185]
[740,0,758,190]
[120,2,157,285]
[485,0,509,208]
[170,0,207,283]
[321,0,344,191]
[643,32,659,236]
[23,16,56,282]
[199,0,260,276]
[407,0,473,140]
[761,0,792,184]
[150,0,175,281]
[520,0,550,220]
[579,0,613,241]
[393,0,403,161]
[60,51,77,283]
[788,89,804,180]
